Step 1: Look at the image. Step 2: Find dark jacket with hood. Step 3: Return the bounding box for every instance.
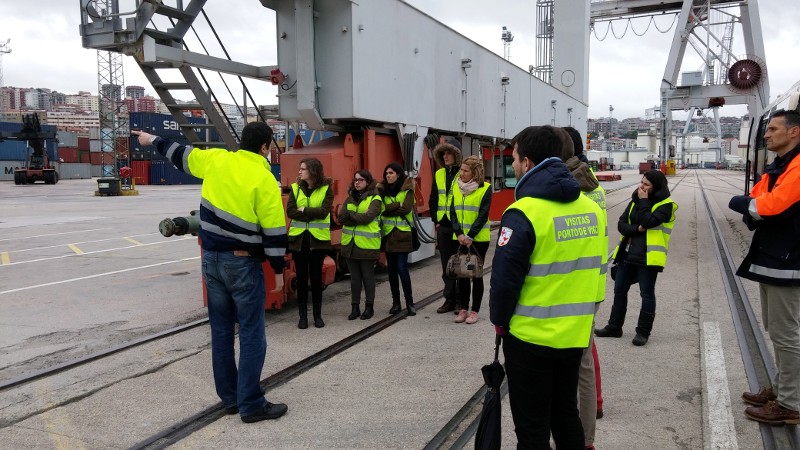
[378,177,416,253]
[429,142,463,227]
[338,181,382,260]
[286,177,334,252]
[489,157,584,329]
[614,184,673,268]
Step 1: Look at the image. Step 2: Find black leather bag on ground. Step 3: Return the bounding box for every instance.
[447,244,484,279]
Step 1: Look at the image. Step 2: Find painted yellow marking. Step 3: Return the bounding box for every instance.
[67,244,84,255]
[124,237,143,245]
[1,252,9,265]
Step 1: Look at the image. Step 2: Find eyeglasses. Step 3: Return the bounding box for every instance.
[353,178,366,183]
[299,168,309,172]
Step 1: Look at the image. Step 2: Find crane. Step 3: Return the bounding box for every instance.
[0,39,11,87]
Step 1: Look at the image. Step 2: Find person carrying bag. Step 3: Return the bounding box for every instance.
[450,156,492,324]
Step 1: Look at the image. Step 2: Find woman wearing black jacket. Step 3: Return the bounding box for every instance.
[595,170,678,346]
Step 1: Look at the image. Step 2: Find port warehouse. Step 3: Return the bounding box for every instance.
[0,113,332,183]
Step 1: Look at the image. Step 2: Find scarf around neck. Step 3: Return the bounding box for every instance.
[457,178,480,197]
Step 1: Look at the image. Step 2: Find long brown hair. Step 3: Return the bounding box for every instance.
[301,158,324,187]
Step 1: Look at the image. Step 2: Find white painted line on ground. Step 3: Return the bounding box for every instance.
[7,232,161,254]
[0,236,195,267]
[0,256,200,295]
[124,237,143,245]
[703,321,739,450]
[0,228,108,242]
[67,244,84,255]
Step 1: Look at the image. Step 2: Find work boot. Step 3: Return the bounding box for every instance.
[389,300,402,315]
[406,299,417,316]
[298,300,308,329]
[348,304,361,320]
[745,400,800,425]
[312,301,325,328]
[241,402,288,423]
[632,311,655,346]
[743,386,777,406]
[595,303,626,337]
[361,304,374,320]
[436,301,455,314]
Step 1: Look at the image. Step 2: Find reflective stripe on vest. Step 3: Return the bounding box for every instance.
[435,168,458,221]
[341,194,382,250]
[382,189,412,235]
[288,183,331,241]
[610,198,677,268]
[506,195,607,349]
[451,181,491,242]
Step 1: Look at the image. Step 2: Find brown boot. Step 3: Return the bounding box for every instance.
[436,301,455,314]
[742,386,777,406]
[745,400,800,425]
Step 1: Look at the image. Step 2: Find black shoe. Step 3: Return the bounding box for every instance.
[225,405,239,415]
[594,325,622,338]
[361,305,374,320]
[314,316,325,328]
[389,302,402,315]
[596,409,603,419]
[241,402,288,423]
[632,334,648,346]
[348,304,361,320]
[406,302,417,316]
[298,317,308,329]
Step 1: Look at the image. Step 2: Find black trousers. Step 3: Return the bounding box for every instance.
[437,224,459,304]
[293,247,326,306]
[503,333,585,450]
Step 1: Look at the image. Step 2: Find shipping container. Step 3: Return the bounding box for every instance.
[0,141,28,161]
[56,163,92,180]
[57,131,78,148]
[150,159,202,185]
[130,112,211,139]
[78,137,90,151]
[89,152,115,165]
[58,147,80,163]
[131,160,151,185]
[0,160,26,181]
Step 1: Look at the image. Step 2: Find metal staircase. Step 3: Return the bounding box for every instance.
[80,0,274,149]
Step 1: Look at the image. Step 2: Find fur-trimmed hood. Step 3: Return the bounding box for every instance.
[377,176,416,197]
[296,176,333,192]
[433,142,463,169]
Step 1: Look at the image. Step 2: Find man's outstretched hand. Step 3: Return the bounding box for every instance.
[131,130,156,146]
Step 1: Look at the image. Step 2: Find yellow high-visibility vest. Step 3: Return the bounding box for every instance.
[451,182,491,242]
[341,194,382,250]
[611,197,677,268]
[506,195,607,349]
[289,183,331,241]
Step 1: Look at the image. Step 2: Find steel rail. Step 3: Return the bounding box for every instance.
[131,267,492,450]
[0,318,209,393]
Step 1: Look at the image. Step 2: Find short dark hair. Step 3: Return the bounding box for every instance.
[239,121,273,153]
[511,125,562,165]
[563,126,584,155]
[771,109,800,128]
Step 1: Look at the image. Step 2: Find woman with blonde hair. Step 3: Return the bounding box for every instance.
[450,155,492,324]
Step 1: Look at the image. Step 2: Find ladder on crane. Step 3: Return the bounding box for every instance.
[80,0,271,150]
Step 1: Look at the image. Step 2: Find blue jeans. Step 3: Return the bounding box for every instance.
[202,250,267,416]
[386,251,413,302]
[612,261,659,315]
